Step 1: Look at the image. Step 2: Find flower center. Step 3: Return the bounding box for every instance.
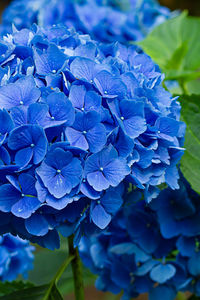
[57,169,61,174]
[30,143,35,148]
[83,130,87,134]
[104,90,108,94]
[97,200,101,204]
[20,101,24,105]
[120,116,125,121]
[51,116,55,120]
[158,130,161,134]
[52,70,56,73]
[21,193,25,197]
[100,167,104,172]
[81,107,85,111]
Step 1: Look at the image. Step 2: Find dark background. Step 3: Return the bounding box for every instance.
[0,0,197,299]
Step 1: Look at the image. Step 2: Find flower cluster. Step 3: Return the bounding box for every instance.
[0,24,184,249]
[79,179,200,300]
[0,233,34,281]
[1,0,173,43]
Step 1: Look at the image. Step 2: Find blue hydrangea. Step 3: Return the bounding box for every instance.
[0,233,34,281]
[1,0,173,43]
[0,24,184,249]
[79,179,200,299]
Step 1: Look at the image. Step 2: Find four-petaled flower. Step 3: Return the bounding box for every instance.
[36,147,83,198]
[84,145,130,191]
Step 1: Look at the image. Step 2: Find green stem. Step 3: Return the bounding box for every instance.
[43,253,75,300]
[68,235,85,300]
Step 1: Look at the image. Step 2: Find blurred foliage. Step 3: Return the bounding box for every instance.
[0,281,34,297]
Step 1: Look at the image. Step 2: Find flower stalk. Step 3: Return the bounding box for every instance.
[68,235,85,300]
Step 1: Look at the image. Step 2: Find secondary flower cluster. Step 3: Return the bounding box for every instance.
[79,178,200,300]
[0,233,34,281]
[1,0,172,43]
[0,24,184,249]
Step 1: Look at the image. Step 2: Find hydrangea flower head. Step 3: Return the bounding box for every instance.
[1,0,173,43]
[0,233,34,281]
[79,180,200,299]
[0,24,184,249]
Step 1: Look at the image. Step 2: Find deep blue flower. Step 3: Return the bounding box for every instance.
[94,70,127,99]
[8,124,48,167]
[65,111,106,153]
[84,145,130,191]
[0,174,40,218]
[0,233,34,281]
[0,76,41,109]
[36,147,83,198]
[34,44,67,76]
[90,190,123,229]
[69,85,101,113]
[109,99,146,138]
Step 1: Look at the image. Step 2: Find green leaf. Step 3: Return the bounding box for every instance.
[186,80,200,95]
[180,94,200,194]
[29,248,68,285]
[0,284,63,300]
[0,281,34,296]
[29,247,96,296]
[139,12,200,82]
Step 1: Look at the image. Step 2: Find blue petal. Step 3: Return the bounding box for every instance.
[0,76,40,109]
[87,124,106,153]
[101,190,123,215]
[91,204,111,229]
[87,171,110,192]
[149,285,176,300]
[104,158,130,187]
[0,109,14,134]
[18,173,37,196]
[135,260,158,276]
[69,85,86,110]
[66,127,89,150]
[120,100,146,138]
[11,196,40,219]
[188,252,200,276]
[10,106,27,127]
[28,103,49,125]
[156,117,179,140]
[0,184,20,212]
[25,214,49,236]
[150,263,176,284]
[34,44,67,75]
[80,180,101,200]
[46,91,75,126]
[94,70,127,98]
[15,147,33,167]
[70,57,97,82]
